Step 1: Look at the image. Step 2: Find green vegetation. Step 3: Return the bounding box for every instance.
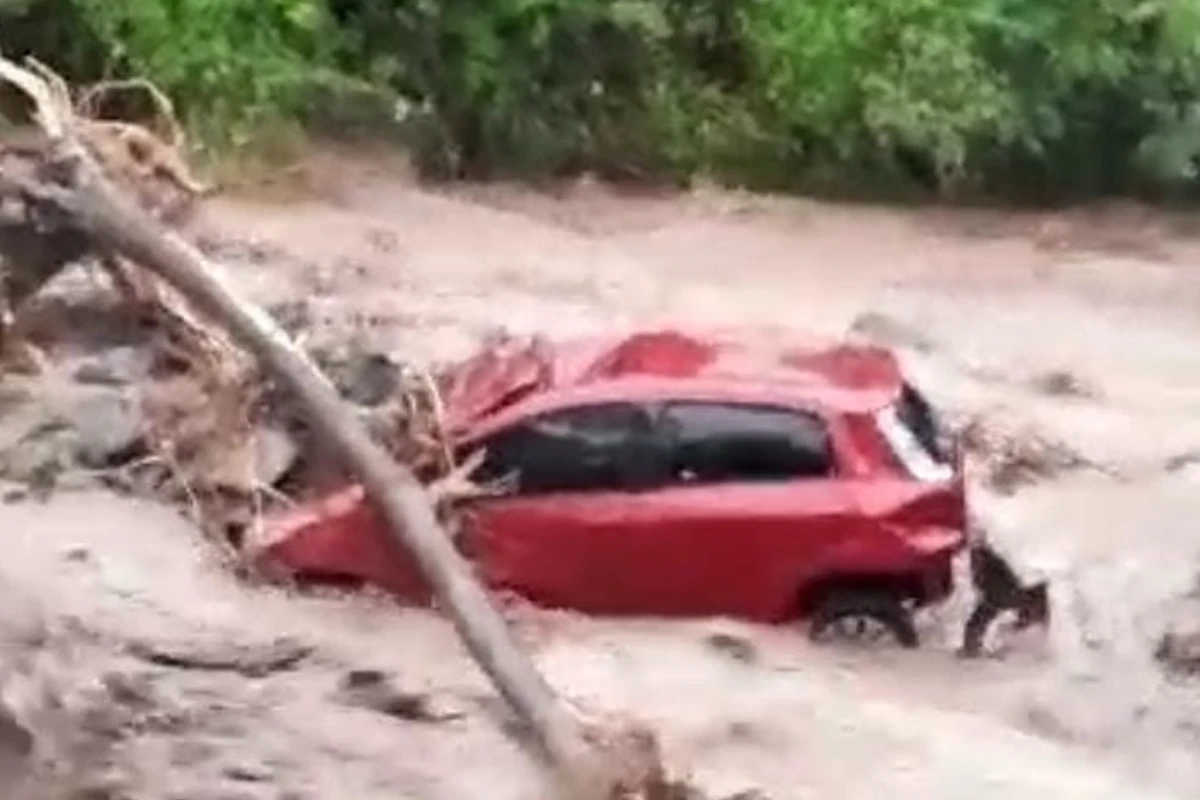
[3,0,1200,200]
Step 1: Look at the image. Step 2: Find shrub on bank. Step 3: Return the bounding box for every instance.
[2,0,1200,200]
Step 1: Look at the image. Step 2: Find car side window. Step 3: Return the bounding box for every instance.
[896,382,947,464]
[658,401,834,484]
[472,402,659,494]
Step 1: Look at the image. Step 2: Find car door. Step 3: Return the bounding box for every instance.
[460,400,666,614]
[617,400,860,620]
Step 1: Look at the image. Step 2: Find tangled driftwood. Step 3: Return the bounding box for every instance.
[0,58,222,375]
[0,54,678,799]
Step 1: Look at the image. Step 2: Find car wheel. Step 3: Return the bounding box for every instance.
[808,589,919,649]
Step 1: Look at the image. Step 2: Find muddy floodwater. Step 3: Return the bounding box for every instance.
[3,156,1200,799]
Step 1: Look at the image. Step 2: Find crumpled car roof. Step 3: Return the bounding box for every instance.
[439,328,905,435]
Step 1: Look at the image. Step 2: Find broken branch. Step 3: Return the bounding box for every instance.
[73,185,593,774]
[76,77,186,149]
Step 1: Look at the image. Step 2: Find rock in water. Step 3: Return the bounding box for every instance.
[1155,629,1200,677]
[0,429,72,492]
[348,352,401,407]
[314,346,401,407]
[334,669,462,722]
[847,311,935,353]
[70,346,153,387]
[252,425,299,487]
[0,705,33,792]
[703,632,758,664]
[201,424,300,491]
[62,386,144,468]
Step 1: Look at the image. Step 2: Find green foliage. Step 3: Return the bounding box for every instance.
[0,0,108,85]
[5,0,1200,198]
[71,0,337,148]
[333,0,684,177]
[744,0,1018,190]
[1129,0,1200,191]
[964,0,1157,196]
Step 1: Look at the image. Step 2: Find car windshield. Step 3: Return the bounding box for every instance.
[875,383,954,482]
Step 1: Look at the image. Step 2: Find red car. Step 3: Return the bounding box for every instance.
[255,329,967,647]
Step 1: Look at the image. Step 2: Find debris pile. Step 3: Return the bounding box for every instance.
[0,246,464,551]
[0,59,279,531]
[0,62,461,553]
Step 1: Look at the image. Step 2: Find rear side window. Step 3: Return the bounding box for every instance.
[876,383,953,483]
[658,402,834,484]
[473,402,657,494]
[897,383,946,463]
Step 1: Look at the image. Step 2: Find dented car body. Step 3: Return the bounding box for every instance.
[256,329,967,632]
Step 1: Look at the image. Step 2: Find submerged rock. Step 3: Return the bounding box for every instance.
[70,346,154,387]
[62,386,145,468]
[312,345,402,407]
[1155,629,1200,677]
[847,311,935,353]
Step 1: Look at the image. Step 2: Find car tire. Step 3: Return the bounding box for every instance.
[808,589,919,649]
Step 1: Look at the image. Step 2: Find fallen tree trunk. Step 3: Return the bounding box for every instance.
[0,56,653,798]
[69,176,590,768]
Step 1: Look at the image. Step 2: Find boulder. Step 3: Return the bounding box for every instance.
[61,386,145,468]
[1155,628,1200,677]
[847,310,935,353]
[0,385,74,490]
[313,345,401,407]
[199,424,300,491]
[70,345,154,387]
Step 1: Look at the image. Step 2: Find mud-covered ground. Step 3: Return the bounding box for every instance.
[4,152,1200,799]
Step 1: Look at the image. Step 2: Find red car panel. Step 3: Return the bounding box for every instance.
[259,485,433,603]
[609,479,863,620]
[251,328,968,622]
[466,490,641,613]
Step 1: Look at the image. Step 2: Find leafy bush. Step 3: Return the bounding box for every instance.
[742,0,1019,193]
[75,0,338,147]
[965,0,1161,198]
[1,0,352,155]
[332,0,687,178]
[1128,0,1200,193]
[4,0,1200,199]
